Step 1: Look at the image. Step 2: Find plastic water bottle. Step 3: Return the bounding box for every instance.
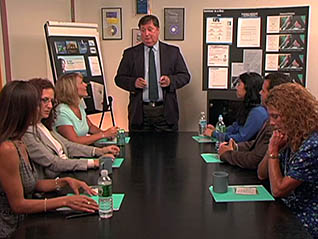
[117,129,125,146]
[215,114,226,151]
[117,129,125,158]
[98,169,113,219]
[198,112,207,136]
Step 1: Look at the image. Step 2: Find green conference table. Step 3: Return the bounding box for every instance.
[12,132,312,239]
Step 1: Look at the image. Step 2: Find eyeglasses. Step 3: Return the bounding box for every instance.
[41,97,56,105]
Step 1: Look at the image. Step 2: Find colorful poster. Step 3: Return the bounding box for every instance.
[57,55,87,76]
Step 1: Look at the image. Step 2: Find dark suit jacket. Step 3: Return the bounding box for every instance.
[115,41,190,129]
[220,121,272,169]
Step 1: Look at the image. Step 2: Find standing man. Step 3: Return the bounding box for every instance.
[217,73,294,169]
[115,15,190,132]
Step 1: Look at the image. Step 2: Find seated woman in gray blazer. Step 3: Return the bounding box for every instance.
[22,78,119,179]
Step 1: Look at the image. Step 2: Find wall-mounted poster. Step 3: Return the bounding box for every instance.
[266,34,305,52]
[208,67,228,89]
[206,17,233,44]
[265,53,304,71]
[267,15,306,34]
[164,8,185,41]
[102,8,122,40]
[237,17,261,48]
[207,45,229,67]
[57,55,87,76]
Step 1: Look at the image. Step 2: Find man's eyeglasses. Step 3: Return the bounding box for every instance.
[41,97,56,105]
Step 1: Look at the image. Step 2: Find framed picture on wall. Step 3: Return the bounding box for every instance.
[101,8,122,40]
[136,0,149,14]
[164,8,185,41]
[132,28,142,46]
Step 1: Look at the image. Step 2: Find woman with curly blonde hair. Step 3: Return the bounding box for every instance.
[258,83,318,238]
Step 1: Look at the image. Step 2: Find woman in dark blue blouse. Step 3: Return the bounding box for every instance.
[204,72,268,142]
[258,83,318,238]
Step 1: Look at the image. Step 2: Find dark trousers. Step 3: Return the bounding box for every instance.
[130,104,178,133]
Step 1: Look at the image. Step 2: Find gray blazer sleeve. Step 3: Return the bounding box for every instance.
[22,127,89,177]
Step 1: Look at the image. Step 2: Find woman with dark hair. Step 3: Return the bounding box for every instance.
[204,72,268,142]
[22,78,119,179]
[258,83,318,238]
[0,81,98,238]
[54,73,118,145]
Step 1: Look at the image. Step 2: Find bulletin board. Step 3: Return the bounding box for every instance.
[44,21,109,115]
[202,6,309,94]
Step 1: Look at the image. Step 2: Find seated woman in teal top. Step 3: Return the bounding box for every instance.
[55,103,90,137]
[55,73,118,145]
[204,72,268,143]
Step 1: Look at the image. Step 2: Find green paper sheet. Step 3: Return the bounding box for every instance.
[96,137,130,145]
[209,185,275,202]
[192,136,217,143]
[113,158,124,168]
[66,193,125,211]
[201,153,222,163]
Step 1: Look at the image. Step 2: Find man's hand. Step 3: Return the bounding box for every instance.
[135,77,147,89]
[159,75,170,87]
[218,142,234,156]
[228,138,238,151]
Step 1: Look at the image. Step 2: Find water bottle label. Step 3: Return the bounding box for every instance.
[221,125,226,133]
[200,120,207,127]
[117,129,125,146]
[99,185,112,197]
[99,198,113,211]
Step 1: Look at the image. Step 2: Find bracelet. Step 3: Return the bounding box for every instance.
[55,177,61,191]
[268,153,279,159]
[44,198,47,212]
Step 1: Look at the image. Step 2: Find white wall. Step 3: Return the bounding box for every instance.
[6,0,70,80]
[6,0,317,131]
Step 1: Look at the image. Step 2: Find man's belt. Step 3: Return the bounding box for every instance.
[143,101,163,107]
